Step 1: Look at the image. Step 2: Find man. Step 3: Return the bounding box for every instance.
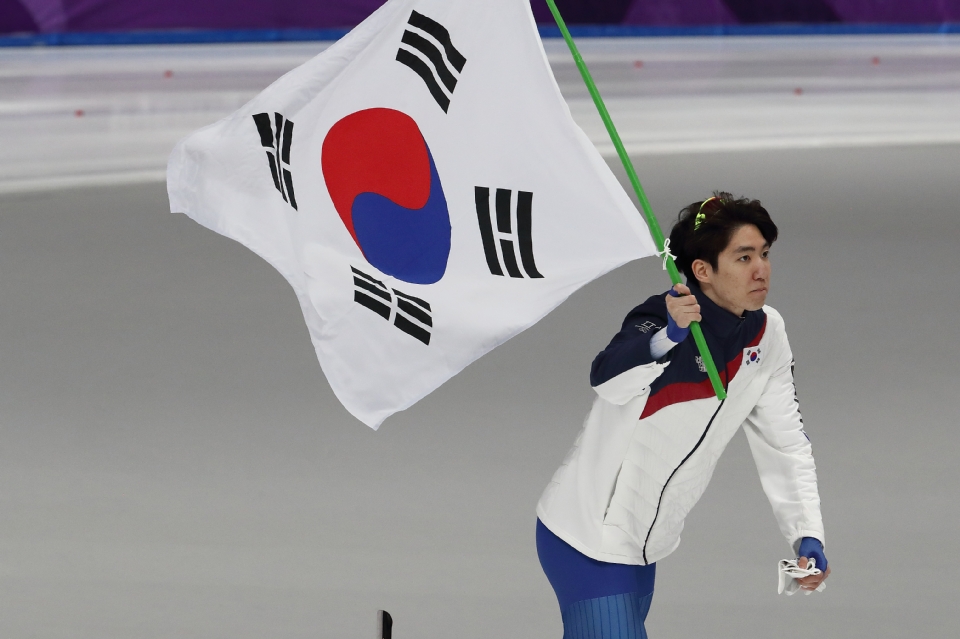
[536,193,829,638]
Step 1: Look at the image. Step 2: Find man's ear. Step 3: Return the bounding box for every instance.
[691,259,712,284]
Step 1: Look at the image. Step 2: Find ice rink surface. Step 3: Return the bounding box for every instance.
[1,35,959,639]
[3,34,960,192]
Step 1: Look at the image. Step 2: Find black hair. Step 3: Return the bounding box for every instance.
[668,191,779,283]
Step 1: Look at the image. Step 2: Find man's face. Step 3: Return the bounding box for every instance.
[695,224,771,316]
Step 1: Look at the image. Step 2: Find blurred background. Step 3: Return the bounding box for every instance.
[1,2,958,639]
[3,0,960,37]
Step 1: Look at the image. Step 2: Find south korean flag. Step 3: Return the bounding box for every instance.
[167,0,658,428]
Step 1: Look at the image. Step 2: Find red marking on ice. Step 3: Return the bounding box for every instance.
[163,70,174,78]
[633,60,644,68]
[872,56,880,65]
[794,88,803,96]
[74,109,84,117]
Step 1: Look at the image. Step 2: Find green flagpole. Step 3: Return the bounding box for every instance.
[543,0,727,400]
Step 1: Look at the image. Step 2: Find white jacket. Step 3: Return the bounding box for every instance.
[536,292,824,566]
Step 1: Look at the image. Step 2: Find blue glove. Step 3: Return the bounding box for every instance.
[797,537,828,571]
[666,288,691,343]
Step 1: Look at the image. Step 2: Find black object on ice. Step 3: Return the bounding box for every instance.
[378,610,393,639]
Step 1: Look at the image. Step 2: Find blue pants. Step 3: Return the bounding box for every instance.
[537,519,656,639]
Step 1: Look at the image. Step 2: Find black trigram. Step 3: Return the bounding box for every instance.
[396,10,466,112]
[352,267,433,345]
[474,187,543,279]
[252,112,298,210]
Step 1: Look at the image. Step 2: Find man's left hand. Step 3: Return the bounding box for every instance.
[796,556,831,591]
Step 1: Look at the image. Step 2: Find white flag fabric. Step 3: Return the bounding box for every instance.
[167,0,658,428]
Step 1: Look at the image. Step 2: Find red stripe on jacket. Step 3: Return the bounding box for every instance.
[639,317,766,419]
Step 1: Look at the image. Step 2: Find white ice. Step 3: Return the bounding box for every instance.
[2,32,960,639]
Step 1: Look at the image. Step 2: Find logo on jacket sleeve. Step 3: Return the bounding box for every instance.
[743,347,762,366]
[635,320,659,334]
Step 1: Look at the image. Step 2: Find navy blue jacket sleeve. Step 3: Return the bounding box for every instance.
[590,293,670,387]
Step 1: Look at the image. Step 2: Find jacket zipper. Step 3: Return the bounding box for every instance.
[642,397,726,564]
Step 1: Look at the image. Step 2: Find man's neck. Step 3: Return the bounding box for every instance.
[696,281,744,317]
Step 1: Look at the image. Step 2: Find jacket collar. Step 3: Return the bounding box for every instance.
[687,280,745,340]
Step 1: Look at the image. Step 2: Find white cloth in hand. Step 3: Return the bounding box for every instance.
[778,558,826,595]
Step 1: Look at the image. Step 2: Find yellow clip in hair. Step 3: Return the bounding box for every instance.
[695,196,718,231]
